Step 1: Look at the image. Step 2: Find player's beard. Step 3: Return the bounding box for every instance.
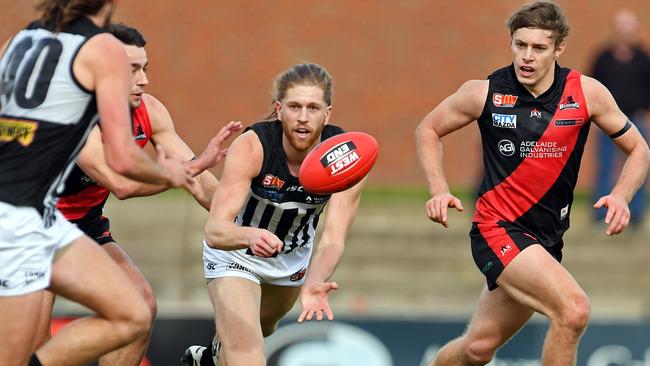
[284,123,324,152]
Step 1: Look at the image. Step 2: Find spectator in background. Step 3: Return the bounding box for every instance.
[591,8,650,226]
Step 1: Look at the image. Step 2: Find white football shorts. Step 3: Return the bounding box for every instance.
[0,202,83,296]
[202,240,312,287]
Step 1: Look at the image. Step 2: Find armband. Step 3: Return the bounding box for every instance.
[609,120,634,139]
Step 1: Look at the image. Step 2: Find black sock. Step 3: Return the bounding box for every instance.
[201,344,215,366]
[29,354,43,366]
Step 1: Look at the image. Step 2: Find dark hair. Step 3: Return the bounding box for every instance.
[36,0,110,32]
[107,23,147,47]
[506,0,570,48]
[265,63,333,120]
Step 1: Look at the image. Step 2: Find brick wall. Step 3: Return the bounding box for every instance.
[2,1,649,189]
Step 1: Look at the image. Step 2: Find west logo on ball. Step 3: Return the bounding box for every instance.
[319,141,360,176]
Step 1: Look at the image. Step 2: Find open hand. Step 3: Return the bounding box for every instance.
[298,281,339,323]
[193,121,243,173]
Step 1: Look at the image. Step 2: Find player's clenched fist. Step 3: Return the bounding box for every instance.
[425,192,464,228]
[246,228,283,257]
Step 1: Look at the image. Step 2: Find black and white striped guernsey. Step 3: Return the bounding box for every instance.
[0,18,104,222]
[239,121,344,255]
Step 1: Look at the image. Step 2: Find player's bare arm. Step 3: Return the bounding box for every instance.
[76,34,192,188]
[204,131,283,256]
[416,79,487,227]
[582,75,650,235]
[145,94,242,176]
[76,94,240,207]
[145,94,242,208]
[298,178,364,323]
[75,126,167,198]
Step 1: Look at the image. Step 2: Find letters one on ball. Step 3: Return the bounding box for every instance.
[299,132,379,194]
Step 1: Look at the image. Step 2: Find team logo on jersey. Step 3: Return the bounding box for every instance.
[554,118,584,127]
[498,139,515,156]
[132,123,147,141]
[558,95,579,110]
[320,141,360,176]
[290,268,307,282]
[530,108,542,118]
[262,174,285,190]
[0,118,38,147]
[492,113,517,128]
[492,93,518,107]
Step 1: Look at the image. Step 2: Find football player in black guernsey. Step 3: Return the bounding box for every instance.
[182,63,364,366]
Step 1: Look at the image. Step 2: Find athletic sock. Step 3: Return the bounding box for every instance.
[29,354,43,366]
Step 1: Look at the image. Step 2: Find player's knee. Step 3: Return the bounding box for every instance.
[559,294,590,334]
[114,297,153,343]
[463,339,496,366]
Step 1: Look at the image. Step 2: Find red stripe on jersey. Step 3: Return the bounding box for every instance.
[56,185,110,220]
[477,222,521,266]
[474,70,589,223]
[57,100,152,220]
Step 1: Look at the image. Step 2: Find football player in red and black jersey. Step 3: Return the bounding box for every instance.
[416,1,650,365]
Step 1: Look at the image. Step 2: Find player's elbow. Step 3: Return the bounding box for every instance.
[112,185,136,200]
[203,222,222,249]
[415,121,428,139]
[415,121,439,143]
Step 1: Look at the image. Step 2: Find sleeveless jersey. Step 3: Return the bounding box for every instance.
[0,18,104,223]
[473,64,590,247]
[56,100,153,221]
[237,121,344,256]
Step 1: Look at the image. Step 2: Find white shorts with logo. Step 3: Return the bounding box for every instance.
[0,202,83,296]
[202,240,312,287]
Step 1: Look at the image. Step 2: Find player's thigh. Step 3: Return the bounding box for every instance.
[497,244,588,320]
[259,284,301,327]
[207,277,262,343]
[463,286,534,348]
[0,291,44,365]
[102,242,155,310]
[49,235,147,320]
